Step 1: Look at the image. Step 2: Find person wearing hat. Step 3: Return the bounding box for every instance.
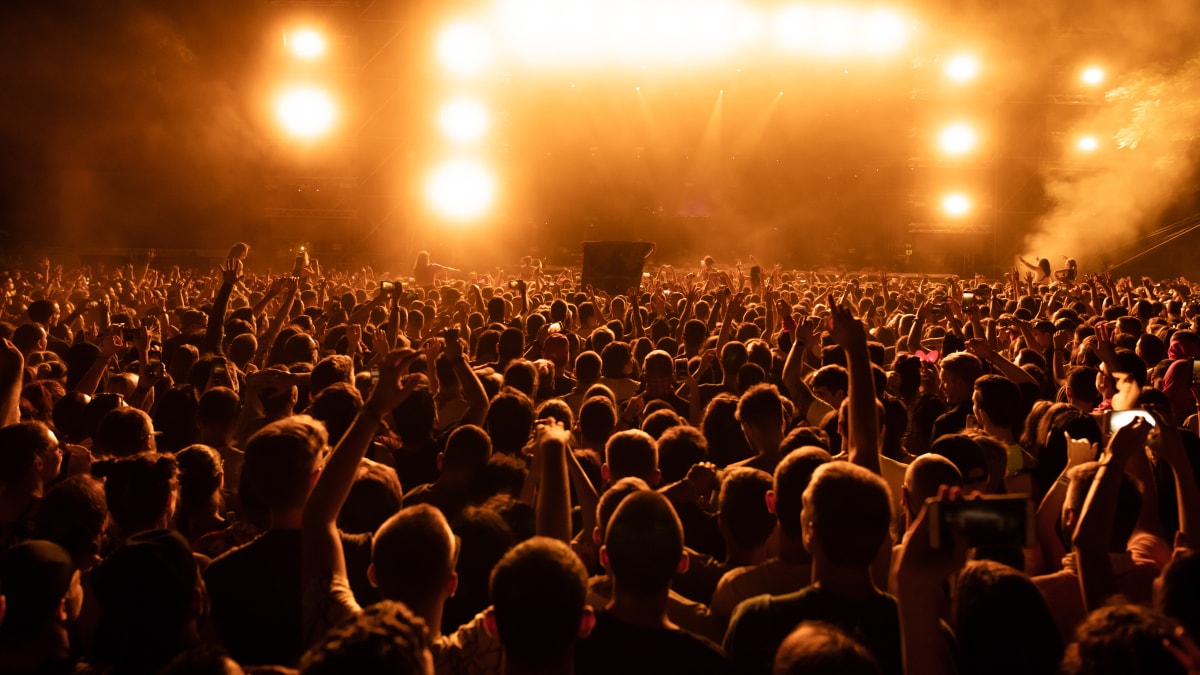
[0,540,83,675]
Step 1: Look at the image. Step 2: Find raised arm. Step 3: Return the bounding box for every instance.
[533,420,572,543]
[828,298,880,474]
[1072,417,1153,612]
[302,349,421,595]
[202,258,242,357]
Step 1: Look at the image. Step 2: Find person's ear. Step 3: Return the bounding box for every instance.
[676,552,690,575]
[650,468,662,488]
[578,605,596,639]
[592,526,602,547]
[445,571,459,598]
[483,607,499,637]
[57,596,69,623]
[367,563,378,588]
[437,453,445,473]
[765,490,777,516]
[900,486,910,513]
[601,464,611,484]
[599,545,610,572]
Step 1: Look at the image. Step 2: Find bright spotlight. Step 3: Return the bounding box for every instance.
[939,123,977,156]
[1081,66,1104,85]
[427,159,496,220]
[945,54,979,82]
[439,98,490,144]
[438,20,493,76]
[288,30,326,60]
[1077,135,1099,152]
[942,193,971,217]
[275,86,336,139]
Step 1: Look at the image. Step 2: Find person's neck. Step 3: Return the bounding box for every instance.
[811,557,877,601]
[778,533,812,566]
[0,625,70,669]
[504,653,575,675]
[726,543,769,568]
[270,507,304,530]
[199,426,234,447]
[606,584,673,630]
[403,597,446,639]
[984,424,1014,444]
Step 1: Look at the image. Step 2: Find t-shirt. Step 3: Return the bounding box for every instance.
[931,401,971,442]
[1032,531,1171,641]
[724,584,904,675]
[709,558,811,624]
[575,609,732,675]
[204,528,373,667]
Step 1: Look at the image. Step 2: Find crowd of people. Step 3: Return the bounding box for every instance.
[1,243,1199,675]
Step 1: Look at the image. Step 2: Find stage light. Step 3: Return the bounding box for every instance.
[288,30,325,60]
[427,158,496,220]
[860,10,908,54]
[942,193,971,217]
[945,54,979,82]
[1077,135,1099,152]
[275,86,336,139]
[439,97,490,144]
[939,123,977,156]
[1081,66,1104,85]
[438,20,492,76]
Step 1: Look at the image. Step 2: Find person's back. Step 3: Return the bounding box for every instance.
[724,462,899,675]
[203,415,326,667]
[575,491,731,675]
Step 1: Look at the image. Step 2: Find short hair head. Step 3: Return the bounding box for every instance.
[602,491,683,597]
[803,462,892,567]
[371,504,457,606]
[489,537,588,669]
[242,416,327,512]
[603,429,659,484]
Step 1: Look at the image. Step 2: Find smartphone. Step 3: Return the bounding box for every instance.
[509,280,520,289]
[211,359,228,386]
[122,327,139,342]
[148,361,165,379]
[380,281,396,293]
[86,300,99,310]
[927,494,1035,550]
[443,328,460,344]
[403,291,419,302]
[370,368,380,386]
[547,322,562,334]
[931,305,945,319]
[962,292,975,308]
[1192,359,1200,386]
[1106,409,1156,434]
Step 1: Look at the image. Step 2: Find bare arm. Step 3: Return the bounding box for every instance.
[828,297,879,474]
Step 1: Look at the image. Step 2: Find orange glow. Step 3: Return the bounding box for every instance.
[439,97,490,144]
[1081,66,1104,85]
[275,86,336,138]
[939,123,977,156]
[438,20,493,76]
[944,53,979,82]
[287,29,326,60]
[483,1,909,65]
[427,159,497,220]
[942,193,971,217]
[1077,135,1099,152]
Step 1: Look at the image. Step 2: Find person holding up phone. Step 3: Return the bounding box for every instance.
[1032,415,1174,642]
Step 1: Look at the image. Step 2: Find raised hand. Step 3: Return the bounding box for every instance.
[827,294,867,350]
[365,349,424,416]
[222,257,244,287]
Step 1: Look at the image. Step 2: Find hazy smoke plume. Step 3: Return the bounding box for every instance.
[1024,0,1200,272]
